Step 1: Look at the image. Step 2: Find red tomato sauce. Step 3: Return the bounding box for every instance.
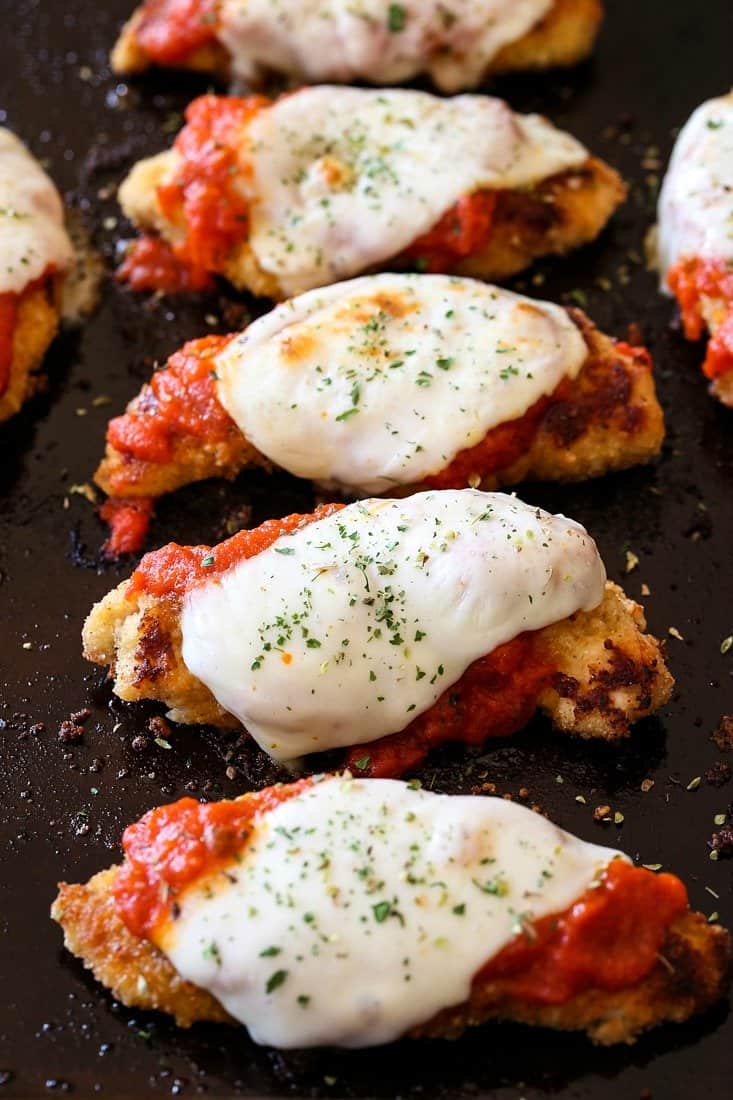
[0,292,19,399]
[667,256,733,379]
[160,95,265,276]
[100,497,155,559]
[128,507,553,774]
[135,0,220,66]
[401,191,497,272]
[117,236,215,294]
[126,502,346,601]
[346,632,550,778]
[119,95,267,292]
[114,782,688,1004]
[0,271,57,399]
[107,335,236,469]
[120,93,503,292]
[106,341,567,497]
[113,778,314,939]
[425,389,557,490]
[478,858,688,1003]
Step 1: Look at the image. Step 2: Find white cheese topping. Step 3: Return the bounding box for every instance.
[238,87,587,296]
[215,274,587,493]
[180,490,606,762]
[658,92,733,289]
[158,776,622,1048]
[0,129,73,295]
[219,0,553,93]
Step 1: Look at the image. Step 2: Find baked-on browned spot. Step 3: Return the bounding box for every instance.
[111,0,603,83]
[0,280,62,423]
[447,159,626,286]
[51,853,730,1044]
[118,152,626,302]
[82,576,673,743]
[93,308,662,504]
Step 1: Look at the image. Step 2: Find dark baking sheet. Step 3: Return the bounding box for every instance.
[1,0,732,1095]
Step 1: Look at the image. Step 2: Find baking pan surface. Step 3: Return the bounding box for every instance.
[0,0,731,1096]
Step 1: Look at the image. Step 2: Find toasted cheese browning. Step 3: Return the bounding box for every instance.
[112,0,603,90]
[94,303,663,520]
[117,88,625,299]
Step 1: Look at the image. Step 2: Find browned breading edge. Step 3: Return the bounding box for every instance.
[490,0,604,77]
[51,861,730,1045]
[111,0,603,83]
[94,307,662,503]
[82,576,674,743]
[0,279,62,423]
[450,157,626,287]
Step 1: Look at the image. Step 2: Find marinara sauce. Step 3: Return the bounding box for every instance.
[126,503,346,601]
[424,390,559,491]
[477,859,688,1003]
[668,256,733,379]
[401,192,498,272]
[100,498,156,560]
[345,632,551,777]
[114,778,314,939]
[0,272,56,399]
[105,338,565,496]
[113,783,688,1005]
[135,0,220,66]
[119,95,503,293]
[0,292,19,398]
[107,335,236,468]
[128,503,557,777]
[119,94,267,291]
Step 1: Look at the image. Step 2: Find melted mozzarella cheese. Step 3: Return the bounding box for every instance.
[0,129,73,295]
[658,93,733,288]
[239,87,587,296]
[219,0,552,92]
[215,274,587,493]
[158,776,622,1048]
[180,490,606,762]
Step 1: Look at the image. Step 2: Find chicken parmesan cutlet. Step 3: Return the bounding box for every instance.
[658,91,733,407]
[95,275,663,558]
[111,0,603,92]
[116,88,625,300]
[83,491,673,776]
[0,129,73,422]
[52,775,730,1048]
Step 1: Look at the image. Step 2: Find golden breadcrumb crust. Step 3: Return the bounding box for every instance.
[111,0,603,83]
[0,281,61,423]
[94,308,662,502]
[82,578,673,740]
[451,158,625,285]
[96,420,261,499]
[118,151,625,301]
[51,851,729,1045]
[489,0,603,77]
[111,8,228,77]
